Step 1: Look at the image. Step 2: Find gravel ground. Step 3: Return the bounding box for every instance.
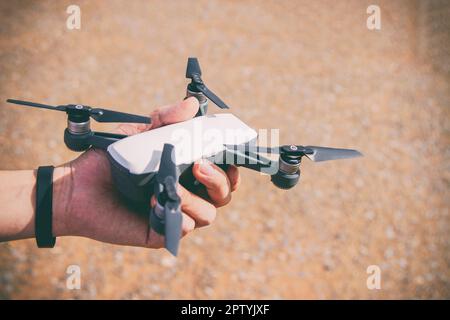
[0,0,449,299]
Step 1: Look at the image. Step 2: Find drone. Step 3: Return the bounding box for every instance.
[5,57,362,256]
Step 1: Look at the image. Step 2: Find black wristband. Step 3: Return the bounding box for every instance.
[35,166,56,248]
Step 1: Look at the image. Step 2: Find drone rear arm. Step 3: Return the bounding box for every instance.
[64,129,127,151]
[88,131,128,149]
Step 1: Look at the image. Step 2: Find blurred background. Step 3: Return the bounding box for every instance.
[0,0,449,299]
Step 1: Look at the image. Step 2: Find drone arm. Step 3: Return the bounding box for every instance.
[91,131,127,140]
[87,131,127,150]
[224,148,305,189]
[222,148,274,173]
[180,147,280,195]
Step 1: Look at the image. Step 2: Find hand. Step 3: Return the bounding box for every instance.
[52,97,240,249]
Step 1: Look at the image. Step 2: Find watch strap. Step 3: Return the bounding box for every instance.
[35,165,56,248]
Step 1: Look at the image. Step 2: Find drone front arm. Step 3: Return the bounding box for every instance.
[221,148,302,189]
[221,148,275,173]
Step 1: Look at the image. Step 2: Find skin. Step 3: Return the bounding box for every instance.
[0,97,240,250]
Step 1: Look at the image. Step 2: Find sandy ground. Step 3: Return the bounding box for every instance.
[0,0,449,299]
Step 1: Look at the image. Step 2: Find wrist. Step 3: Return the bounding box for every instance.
[52,165,74,237]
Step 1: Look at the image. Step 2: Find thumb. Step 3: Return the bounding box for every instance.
[192,159,231,207]
[149,97,199,129]
[115,97,199,135]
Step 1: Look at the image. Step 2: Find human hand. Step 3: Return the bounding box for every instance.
[52,97,240,249]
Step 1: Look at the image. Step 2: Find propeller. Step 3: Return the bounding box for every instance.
[185,57,230,109]
[6,99,151,124]
[186,57,202,78]
[155,144,183,256]
[256,145,362,162]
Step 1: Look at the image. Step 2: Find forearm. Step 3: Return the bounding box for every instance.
[0,167,71,242]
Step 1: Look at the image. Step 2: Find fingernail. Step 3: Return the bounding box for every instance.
[200,161,215,176]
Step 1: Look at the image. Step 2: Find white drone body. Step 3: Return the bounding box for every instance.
[107,113,258,203]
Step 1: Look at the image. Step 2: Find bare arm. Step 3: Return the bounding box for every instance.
[0,167,70,241]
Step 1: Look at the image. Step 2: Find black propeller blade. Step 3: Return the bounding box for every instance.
[6,99,151,124]
[6,99,66,111]
[185,57,230,109]
[256,145,362,162]
[200,85,229,110]
[89,108,150,123]
[303,146,362,162]
[157,144,178,185]
[163,177,182,256]
[156,144,182,256]
[186,57,202,78]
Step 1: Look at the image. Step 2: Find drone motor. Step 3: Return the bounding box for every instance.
[271,145,302,189]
